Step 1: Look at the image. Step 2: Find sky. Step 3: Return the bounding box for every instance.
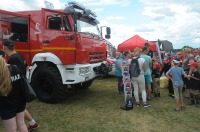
[0,0,200,49]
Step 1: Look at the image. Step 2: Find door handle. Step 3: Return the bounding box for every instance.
[64,34,75,40]
[43,40,50,43]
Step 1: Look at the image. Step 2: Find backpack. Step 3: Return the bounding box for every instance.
[129,57,141,77]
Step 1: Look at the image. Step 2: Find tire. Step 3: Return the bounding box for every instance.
[73,80,93,90]
[31,65,66,103]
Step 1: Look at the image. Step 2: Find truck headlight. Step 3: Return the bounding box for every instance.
[79,67,90,75]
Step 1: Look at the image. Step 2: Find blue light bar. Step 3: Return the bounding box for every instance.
[68,1,97,17]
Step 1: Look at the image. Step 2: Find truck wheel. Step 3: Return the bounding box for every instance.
[73,80,93,90]
[31,65,66,103]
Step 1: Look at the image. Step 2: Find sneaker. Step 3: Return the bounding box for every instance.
[174,108,180,112]
[180,106,185,110]
[136,103,140,107]
[143,104,151,108]
[28,122,39,131]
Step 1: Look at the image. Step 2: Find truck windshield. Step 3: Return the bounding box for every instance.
[76,19,100,37]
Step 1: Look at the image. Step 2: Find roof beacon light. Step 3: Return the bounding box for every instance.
[67,1,97,18]
[44,0,54,9]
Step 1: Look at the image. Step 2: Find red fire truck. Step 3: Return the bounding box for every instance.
[0,2,111,103]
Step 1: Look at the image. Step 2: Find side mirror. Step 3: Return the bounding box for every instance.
[106,27,111,34]
[105,34,110,39]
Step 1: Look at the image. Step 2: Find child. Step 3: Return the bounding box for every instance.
[152,60,161,97]
[188,62,200,105]
[162,56,174,98]
[166,58,189,111]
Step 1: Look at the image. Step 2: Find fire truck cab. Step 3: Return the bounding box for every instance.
[0,2,111,103]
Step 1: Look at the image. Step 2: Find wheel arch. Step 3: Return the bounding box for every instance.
[28,53,62,82]
[32,52,62,65]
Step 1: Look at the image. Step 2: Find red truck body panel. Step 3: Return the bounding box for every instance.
[0,8,106,65]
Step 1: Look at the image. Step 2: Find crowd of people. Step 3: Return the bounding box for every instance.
[0,39,200,130]
[115,43,200,111]
[0,40,39,132]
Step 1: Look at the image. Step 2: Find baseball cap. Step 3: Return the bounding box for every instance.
[188,62,199,68]
[193,50,199,53]
[177,52,183,55]
[153,63,161,69]
[2,39,14,47]
[173,58,181,64]
[171,56,176,59]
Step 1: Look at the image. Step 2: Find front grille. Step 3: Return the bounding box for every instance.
[89,52,105,63]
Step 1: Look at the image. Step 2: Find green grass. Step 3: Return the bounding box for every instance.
[1,76,200,132]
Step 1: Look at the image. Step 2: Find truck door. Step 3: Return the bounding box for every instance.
[0,9,30,62]
[42,9,76,64]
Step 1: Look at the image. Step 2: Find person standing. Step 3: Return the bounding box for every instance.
[188,62,200,105]
[115,52,123,94]
[2,39,39,131]
[193,50,200,62]
[131,47,151,108]
[176,52,184,65]
[197,49,200,72]
[141,46,152,100]
[166,58,189,111]
[144,42,153,58]
[193,49,200,72]
[152,60,161,97]
[182,48,195,98]
[0,56,28,132]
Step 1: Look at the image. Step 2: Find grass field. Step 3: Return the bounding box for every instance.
[0,76,200,132]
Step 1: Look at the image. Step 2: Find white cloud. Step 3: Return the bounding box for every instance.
[193,38,200,43]
[94,8,104,12]
[76,0,131,6]
[99,20,136,47]
[137,0,200,48]
[143,6,174,20]
[107,16,125,20]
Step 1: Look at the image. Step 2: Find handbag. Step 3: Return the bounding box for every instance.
[21,75,37,102]
[13,65,36,102]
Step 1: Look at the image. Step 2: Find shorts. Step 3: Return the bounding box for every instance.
[183,77,190,89]
[173,86,183,99]
[0,103,26,120]
[144,75,152,85]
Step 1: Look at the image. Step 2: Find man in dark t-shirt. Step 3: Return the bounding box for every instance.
[188,62,200,105]
[8,52,27,76]
[3,39,39,131]
[2,40,27,76]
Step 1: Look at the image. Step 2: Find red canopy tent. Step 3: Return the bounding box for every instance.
[117,35,157,52]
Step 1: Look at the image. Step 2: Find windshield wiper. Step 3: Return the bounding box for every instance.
[92,33,100,38]
[80,32,94,37]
